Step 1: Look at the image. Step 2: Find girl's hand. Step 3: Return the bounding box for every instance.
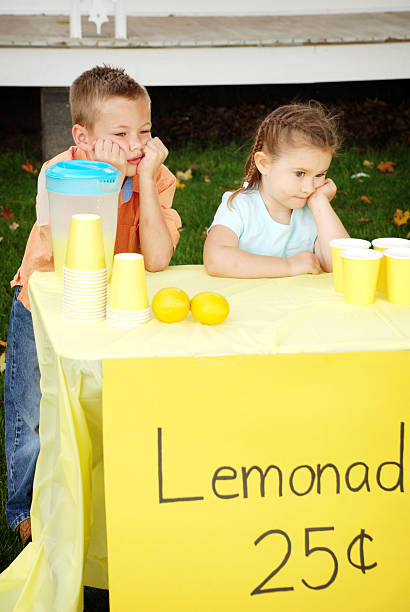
[288,251,321,276]
[138,137,168,180]
[90,138,128,177]
[308,178,337,206]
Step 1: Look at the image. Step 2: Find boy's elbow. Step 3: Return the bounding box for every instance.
[144,251,173,272]
[146,262,167,273]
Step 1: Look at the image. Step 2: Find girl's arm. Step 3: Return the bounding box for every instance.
[203,225,321,278]
[308,179,349,272]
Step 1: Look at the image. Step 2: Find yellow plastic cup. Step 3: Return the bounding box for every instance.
[329,238,371,292]
[372,238,410,292]
[340,248,382,305]
[384,248,410,305]
[65,214,106,271]
[108,253,149,311]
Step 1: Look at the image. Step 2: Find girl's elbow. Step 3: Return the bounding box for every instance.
[204,252,223,277]
[205,264,223,277]
[204,259,219,277]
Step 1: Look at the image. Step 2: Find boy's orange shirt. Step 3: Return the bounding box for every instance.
[12,146,181,310]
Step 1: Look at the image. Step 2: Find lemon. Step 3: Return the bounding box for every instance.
[190,292,229,325]
[152,287,190,323]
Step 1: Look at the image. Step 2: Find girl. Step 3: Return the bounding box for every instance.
[203,102,349,278]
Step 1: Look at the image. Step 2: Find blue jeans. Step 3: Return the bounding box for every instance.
[4,286,41,531]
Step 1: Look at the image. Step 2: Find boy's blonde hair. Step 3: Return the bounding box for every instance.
[228,101,341,206]
[70,65,149,129]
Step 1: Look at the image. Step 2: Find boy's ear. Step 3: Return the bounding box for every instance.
[254,151,270,175]
[72,124,91,151]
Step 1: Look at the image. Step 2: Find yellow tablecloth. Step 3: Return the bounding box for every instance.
[0,266,409,611]
[17,267,410,359]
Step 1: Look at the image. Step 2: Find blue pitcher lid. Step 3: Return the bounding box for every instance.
[45,161,121,195]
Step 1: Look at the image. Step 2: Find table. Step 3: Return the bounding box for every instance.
[0,266,409,611]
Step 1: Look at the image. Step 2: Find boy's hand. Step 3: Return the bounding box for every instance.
[287,251,321,276]
[138,137,168,180]
[89,138,128,177]
[308,178,337,206]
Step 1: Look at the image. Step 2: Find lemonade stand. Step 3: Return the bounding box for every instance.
[0,262,408,612]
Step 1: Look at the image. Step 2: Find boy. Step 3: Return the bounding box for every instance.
[4,65,181,547]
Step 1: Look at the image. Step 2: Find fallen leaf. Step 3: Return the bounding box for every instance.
[204,176,211,183]
[9,222,19,231]
[0,352,5,374]
[175,179,186,190]
[0,340,6,347]
[21,161,38,174]
[393,209,410,226]
[359,218,370,222]
[0,206,13,218]
[361,195,371,204]
[377,161,396,173]
[350,172,370,179]
[0,237,3,242]
[202,226,209,236]
[176,168,193,181]
[363,160,374,168]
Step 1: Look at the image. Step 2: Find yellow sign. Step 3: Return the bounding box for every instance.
[103,351,410,611]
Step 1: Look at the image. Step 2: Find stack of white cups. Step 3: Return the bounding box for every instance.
[62,214,107,321]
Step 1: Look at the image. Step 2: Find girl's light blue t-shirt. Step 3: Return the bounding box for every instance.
[208,189,317,257]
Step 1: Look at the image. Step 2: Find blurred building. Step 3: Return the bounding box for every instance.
[1,1,409,157]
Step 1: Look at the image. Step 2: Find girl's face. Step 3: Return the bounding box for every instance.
[257,144,333,219]
[85,95,152,176]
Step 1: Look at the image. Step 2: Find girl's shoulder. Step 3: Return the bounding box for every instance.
[223,187,260,211]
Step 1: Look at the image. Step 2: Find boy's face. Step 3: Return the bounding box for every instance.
[81,95,152,177]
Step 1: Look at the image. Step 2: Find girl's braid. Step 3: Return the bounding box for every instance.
[244,127,265,184]
[227,123,266,208]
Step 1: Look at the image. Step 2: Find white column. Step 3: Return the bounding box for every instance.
[70,0,82,39]
[114,0,127,39]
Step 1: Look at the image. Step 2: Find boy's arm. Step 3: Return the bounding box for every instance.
[138,138,175,271]
[308,179,350,272]
[88,137,178,270]
[204,226,321,278]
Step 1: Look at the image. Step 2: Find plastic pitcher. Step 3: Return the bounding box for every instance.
[45,161,121,278]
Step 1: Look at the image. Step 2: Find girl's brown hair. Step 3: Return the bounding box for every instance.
[228,101,341,207]
[70,65,149,129]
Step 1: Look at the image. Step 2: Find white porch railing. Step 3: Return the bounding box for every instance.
[69,0,127,38]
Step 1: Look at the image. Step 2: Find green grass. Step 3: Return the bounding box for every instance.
[0,141,409,609]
